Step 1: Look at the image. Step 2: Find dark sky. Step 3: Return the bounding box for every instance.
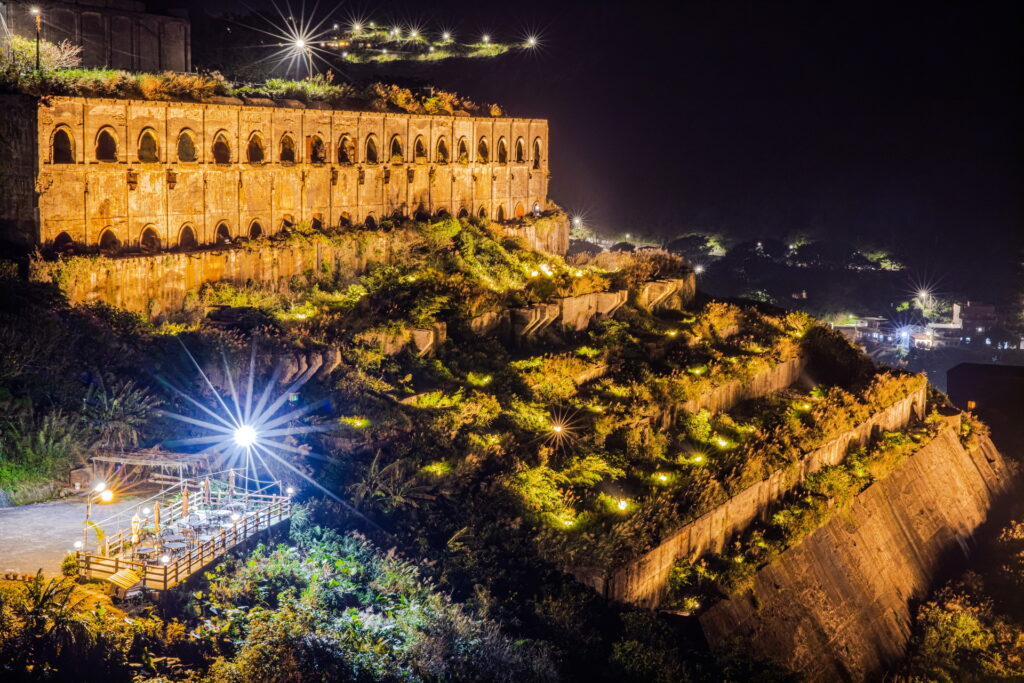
[180,0,1023,299]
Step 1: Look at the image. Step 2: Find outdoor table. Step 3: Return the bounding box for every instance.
[226,501,246,511]
[211,509,233,518]
[135,546,156,561]
[163,534,186,543]
[163,541,187,551]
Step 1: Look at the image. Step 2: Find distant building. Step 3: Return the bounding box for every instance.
[1,0,191,71]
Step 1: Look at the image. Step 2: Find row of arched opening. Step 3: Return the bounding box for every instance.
[52,200,536,253]
[52,221,267,253]
[51,126,544,170]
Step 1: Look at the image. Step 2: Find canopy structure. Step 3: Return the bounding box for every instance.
[91,449,211,468]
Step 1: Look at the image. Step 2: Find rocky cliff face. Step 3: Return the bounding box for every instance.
[699,426,1016,681]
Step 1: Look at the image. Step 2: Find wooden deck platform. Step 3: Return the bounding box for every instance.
[78,490,290,591]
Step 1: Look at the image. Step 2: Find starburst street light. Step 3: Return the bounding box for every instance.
[233,424,258,449]
[236,1,335,78]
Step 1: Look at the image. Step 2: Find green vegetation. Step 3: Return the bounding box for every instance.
[0,508,558,681]
[0,37,505,116]
[0,277,166,501]
[667,420,942,608]
[897,513,1024,681]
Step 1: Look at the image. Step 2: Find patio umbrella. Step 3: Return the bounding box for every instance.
[130,513,141,546]
[204,477,211,506]
[153,502,161,535]
[182,486,190,517]
[229,469,235,498]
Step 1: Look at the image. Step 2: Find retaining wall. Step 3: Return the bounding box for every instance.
[573,384,928,606]
[699,427,1016,681]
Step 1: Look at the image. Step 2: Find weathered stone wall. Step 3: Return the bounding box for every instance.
[0,96,38,247]
[574,385,928,606]
[4,0,190,72]
[676,355,809,418]
[699,427,1016,681]
[476,275,695,343]
[3,94,550,250]
[29,231,421,316]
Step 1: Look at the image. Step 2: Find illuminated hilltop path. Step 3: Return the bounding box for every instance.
[0,495,142,575]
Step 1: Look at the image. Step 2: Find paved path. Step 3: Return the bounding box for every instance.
[0,494,149,575]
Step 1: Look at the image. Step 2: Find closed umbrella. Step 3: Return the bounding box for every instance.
[203,477,211,506]
[153,502,161,535]
[229,469,235,498]
[130,513,141,546]
[182,486,190,517]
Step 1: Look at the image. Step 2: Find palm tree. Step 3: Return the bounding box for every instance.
[82,375,161,450]
[11,571,96,673]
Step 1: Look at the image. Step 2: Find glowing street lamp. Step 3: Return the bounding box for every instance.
[526,36,538,47]
[233,424,258,449]
[694,265,705,274]
[482,34,490,43]
[30,7,41,71]
[442,31,451,41]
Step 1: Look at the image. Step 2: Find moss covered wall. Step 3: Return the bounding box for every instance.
[574,385,928,606]
[28,230,422,317]
[699,427,1016,681]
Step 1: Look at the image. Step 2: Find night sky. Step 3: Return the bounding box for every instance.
[180,0,1023,300]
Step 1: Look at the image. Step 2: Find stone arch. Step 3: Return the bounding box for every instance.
[338,211,352,227]
[51,126,74,164]
[477,137,489,163]
[457,208,469,219]
[309,135,327,164]
[514,202,526,218]
[280,214,295,230]
[436,207,450,218]
[95,127,118,162]
[337,134,355,164]
[532,137,542,169]
[52,231,74,251]
[457,137,469,163]
[279,134,296,163]
[98,228,121,251]
[176,129,197,162]
[515,137,525,163]
[215,222,231,244]
[139,225,161,251]
[436,137,450,163]
[137,128,159,163]
[364,135,379,164]
[247,132,266,163]
[389,135,404,163]
[497,137,508,163]
[248,220,264,239]
[311,214,324,231]
[178,224,198,248]
[496,205,506,222]
[414,204,430,221]
[478,206,488,219]
[364,214,377,229]
[212,132,231,164]
[413,135,427,162]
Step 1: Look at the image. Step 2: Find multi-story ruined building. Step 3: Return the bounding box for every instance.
[1,0,190,71]
[0,94,550,250]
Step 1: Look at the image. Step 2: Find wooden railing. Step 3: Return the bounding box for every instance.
[96,485,281,560]
[80,496,290,590]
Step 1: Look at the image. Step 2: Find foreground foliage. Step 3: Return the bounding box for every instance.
[897,514,1024,682]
